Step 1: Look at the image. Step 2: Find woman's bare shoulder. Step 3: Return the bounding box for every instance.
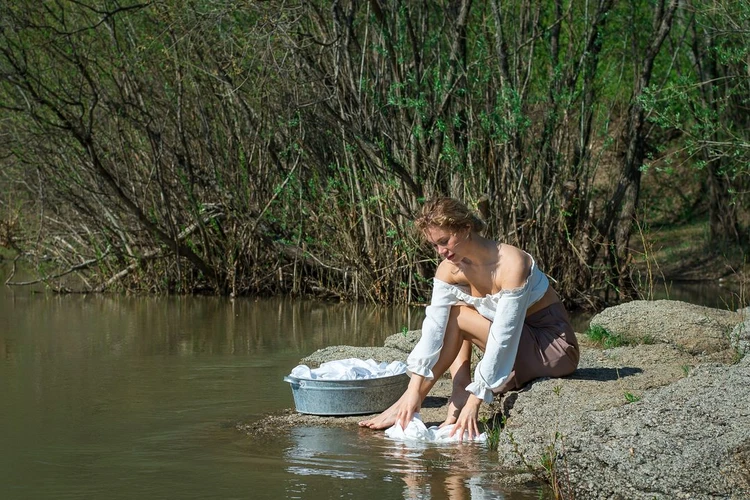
[498,244,532,289]
[434,259,464,284]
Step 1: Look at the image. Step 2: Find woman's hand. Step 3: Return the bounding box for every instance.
[394,376,426,429]
[449,394,482,442]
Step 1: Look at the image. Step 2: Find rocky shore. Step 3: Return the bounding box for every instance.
[239,300,750,499]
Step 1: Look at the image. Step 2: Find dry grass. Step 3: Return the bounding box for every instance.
[632,219,748,283]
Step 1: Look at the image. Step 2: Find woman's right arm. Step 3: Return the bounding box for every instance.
[406,276,460,379]
[395,374,427,429]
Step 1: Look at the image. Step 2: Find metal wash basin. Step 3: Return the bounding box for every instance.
[283,373,410,416]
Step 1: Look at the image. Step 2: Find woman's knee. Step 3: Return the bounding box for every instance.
[449,305,490,345]
[449,304,476,326]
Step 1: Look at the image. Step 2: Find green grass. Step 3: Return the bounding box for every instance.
[623,391,641,403]
[585,325,630,348]
[481,415,503,451]
[0,248,17,259]
[632,217,749,285]
[585,324,659,348]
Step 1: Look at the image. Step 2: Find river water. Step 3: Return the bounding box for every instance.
[0,287,547,499]
[1,279,742,499]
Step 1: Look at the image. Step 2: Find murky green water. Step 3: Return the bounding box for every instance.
[2,272,742,500]
[0,288,544,499]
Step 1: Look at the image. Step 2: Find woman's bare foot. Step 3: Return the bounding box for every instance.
[358,399,400,429]
[358,409,399,429]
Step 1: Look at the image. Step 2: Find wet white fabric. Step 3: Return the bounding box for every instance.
[289,358,408,380]
[384,414,486,444]
[406,253,549,403]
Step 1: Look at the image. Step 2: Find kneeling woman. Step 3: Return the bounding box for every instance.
[359,197,579,440]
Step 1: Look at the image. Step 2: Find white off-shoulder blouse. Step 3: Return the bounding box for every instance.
[406,256,549,403]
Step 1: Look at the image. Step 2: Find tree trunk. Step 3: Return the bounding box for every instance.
[609,0,680,298]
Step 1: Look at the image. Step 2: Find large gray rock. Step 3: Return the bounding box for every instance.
[590,300,740,355]
[383,329,421,353]
[565,354,750,499]
[491,342,698,470]
[299,345,407,367]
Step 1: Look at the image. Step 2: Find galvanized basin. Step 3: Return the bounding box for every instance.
[283,372,410,416]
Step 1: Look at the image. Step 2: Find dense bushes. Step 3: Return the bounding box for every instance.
[0,1,747,307]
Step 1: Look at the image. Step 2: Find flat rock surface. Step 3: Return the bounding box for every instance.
[566,355,750,499]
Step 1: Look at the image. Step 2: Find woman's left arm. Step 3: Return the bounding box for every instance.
[466,251,550,402]
[451,285,535,441]
[465,286,535,401]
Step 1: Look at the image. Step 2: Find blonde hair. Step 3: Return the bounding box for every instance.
[414,197,486,234]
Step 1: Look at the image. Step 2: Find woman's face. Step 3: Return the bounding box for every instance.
[423,225,468,262]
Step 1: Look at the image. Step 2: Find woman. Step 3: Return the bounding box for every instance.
[358,197,579,440]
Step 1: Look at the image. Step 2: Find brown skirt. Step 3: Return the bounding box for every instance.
[495,302,579,394]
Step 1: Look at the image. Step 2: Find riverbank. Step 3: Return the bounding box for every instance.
[239,300,750,499]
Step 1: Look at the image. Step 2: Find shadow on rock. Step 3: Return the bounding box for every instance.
[568,366,642,381]
[422,395,447,408]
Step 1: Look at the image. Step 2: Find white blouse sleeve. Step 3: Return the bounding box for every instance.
[406,279,460,379]
[465,271,548,403]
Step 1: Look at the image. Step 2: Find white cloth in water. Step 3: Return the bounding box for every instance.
[290,358,408,380]
[384,414,486,444]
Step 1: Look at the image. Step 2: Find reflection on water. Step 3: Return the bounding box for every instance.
[653,280,746,310]
[0,292,424,359]
[383,441,496,500]
[282,426,541,500]
[286,428,369,480]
